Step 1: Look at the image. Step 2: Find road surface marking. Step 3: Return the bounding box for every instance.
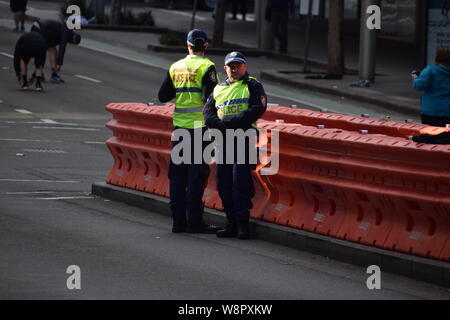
[84,141,104,144]
[0,52,13,58]
[15,109,33,114]
[37,196,94,200]
[32,126,100,131]
[23,148,67,154]
[0,179,80,183]
[0,138,63,142]
[40,119,58,124]
[74,74,102,83]
[5,191,57,195]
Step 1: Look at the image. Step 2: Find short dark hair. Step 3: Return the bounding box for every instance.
[435,48,450,64]
[191,39,206,53]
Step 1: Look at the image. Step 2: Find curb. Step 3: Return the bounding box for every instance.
[92,182,450,289]
[260,70,419,116]
[83,24,168,33]
[147,43,271,57]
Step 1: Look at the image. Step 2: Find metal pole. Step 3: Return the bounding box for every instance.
[191,0,198,30]
[359,0,380,82]
[303,0,313,72]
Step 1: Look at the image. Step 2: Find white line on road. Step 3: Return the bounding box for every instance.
[32,126,100,131]
[15,109,33,114]
[0,179,80,183]
[0,52,13,59]
[4,191,57,195]
[36,196,94,200]
[74,74,102,83]
[0,120,80,126]
[84,141,105,144]
[40,119,58,124]
[22,148,67,154]
[0,138,63,142]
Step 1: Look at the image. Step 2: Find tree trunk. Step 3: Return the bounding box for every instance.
[110,0,122,25]
[327,0,345,76]
[212,0,226,47]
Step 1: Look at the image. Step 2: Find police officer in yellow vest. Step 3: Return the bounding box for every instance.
[158,29,219,233]
[204,52,267,239]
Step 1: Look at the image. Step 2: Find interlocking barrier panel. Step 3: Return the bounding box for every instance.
[105,103,450,261]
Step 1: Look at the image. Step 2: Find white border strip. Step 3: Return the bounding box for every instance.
[74,74,102,83]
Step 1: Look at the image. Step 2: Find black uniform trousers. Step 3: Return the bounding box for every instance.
[168,127,210,224]
[215,129,256,223]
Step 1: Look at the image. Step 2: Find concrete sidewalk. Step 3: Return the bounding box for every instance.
[17,0,421,115]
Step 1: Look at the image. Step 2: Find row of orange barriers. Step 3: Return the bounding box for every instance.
[256,121,450,261]
[263,105,449,137]
[104,103,450,262]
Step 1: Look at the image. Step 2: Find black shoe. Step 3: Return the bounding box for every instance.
[186,222,220,234]
[35,81,44,92]
[21,82,29,90]
[237,221,250,240]
[172,218,186,233]
[51,73,65,83]
[216,224,237,238]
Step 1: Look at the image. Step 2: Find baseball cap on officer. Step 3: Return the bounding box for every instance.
[187,29,207,46]
[224,52,247,65]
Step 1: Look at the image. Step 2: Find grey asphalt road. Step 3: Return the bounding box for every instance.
[0,26,449,300]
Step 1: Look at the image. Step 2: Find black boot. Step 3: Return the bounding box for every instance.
[237,220,250,240]
[172,217,186,233]
[216,220,237,238]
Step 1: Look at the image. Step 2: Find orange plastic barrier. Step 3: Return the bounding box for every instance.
[104,103,450,262]
[105,103,226,209]
[257,120,450,261]
[262,105,450,137]
[105,103,173,197]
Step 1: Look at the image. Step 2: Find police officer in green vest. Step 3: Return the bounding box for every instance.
[204,52,267,239]
[158,29,219,233]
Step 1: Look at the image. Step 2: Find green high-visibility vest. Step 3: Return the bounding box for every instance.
[213,78,255,124]
[169,55,215,129]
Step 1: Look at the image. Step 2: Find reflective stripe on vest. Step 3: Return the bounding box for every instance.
[174,106,204,113]
[169,55,215,129]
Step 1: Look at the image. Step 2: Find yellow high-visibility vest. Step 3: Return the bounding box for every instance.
[213,78,255,123]
[169,55,215,129]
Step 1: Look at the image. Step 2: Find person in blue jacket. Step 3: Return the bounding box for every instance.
[412,48,450,127]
